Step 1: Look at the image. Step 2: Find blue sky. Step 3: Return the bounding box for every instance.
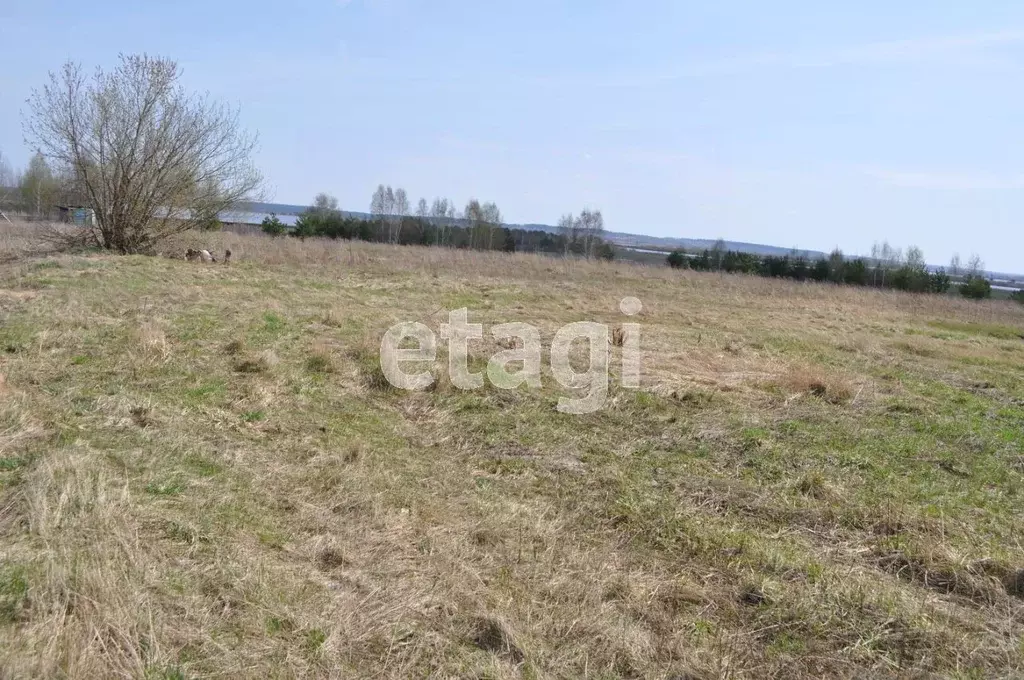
[2,1,1024,271]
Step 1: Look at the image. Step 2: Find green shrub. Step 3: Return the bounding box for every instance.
[929,269,951,294]
[843,258,868,286]
[666,250,686,269]
[959,276,992,300]
[290,215,316,240]
[261,213,286,237]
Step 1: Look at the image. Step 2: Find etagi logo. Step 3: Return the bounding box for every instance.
[379,297,643,414]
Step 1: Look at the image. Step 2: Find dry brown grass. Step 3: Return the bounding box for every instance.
[1,225,1024,678]
[0,221,43,263]
[770,365,858,404]
[0,219,98,262]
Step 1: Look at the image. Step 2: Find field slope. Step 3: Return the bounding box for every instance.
[1,235,1024,678]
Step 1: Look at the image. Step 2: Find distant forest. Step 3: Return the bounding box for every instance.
[263,190,1006,300]
[667,243,996,299]
[261,189,615,260]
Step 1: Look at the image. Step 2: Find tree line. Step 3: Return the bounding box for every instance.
[667,241,994,299]
[0,151,76,219]
[262,189,615,258]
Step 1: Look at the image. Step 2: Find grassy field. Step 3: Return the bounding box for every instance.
[1,225,1023,678]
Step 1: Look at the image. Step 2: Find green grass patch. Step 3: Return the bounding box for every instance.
[927,320,1024,341]
[0,564,29,625]
[262,311,286,334]
[145,479,186,496]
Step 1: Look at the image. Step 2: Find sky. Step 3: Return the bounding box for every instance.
[2,1,1024,272]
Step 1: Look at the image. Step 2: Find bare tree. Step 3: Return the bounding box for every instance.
[416,198,429,219]
[592,210,606,257]
[884,242,903,269]
[390,188,409,243]
[0,149,14,189]
[370,184,386,219]
[558,213,576,256]
[0,150,16,220]
[382,186,398,242]
[313,192,339,212]
[429,197,450,245]
[949,253,962,277]
[444,200,458,246]
[481,201,501,249]
[394,188,409,217]
[874,241,902,287]
[481,202,501,225]
[430,197,448,219]
[19,152,60,218]
[464,199,483,249]
[710,238,727,271]
[577,208,605,259]
[904,245,926,271]
[828,248,845,283]
[23,54,262,252]
[967,253,985,277]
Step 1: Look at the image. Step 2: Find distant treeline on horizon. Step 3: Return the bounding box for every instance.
[258,208,616,261]
[665,246,999,299]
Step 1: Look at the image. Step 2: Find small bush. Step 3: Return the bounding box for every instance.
[666,250,687,269]
[261,213,286,237]
[960,276,992,300]
[930,270,952,293]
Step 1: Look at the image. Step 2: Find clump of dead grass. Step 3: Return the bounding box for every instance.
[234,357,267,374]
[463,615,524,664]
[875,542,1011,604]
[345,335,394,392]
[794,470,839,500]
[137,321,169,360]
[234,351,278,374]
[223,338,246,355]
[321,307,346,328]
[305,343,335,374]
[770,365,857,404]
